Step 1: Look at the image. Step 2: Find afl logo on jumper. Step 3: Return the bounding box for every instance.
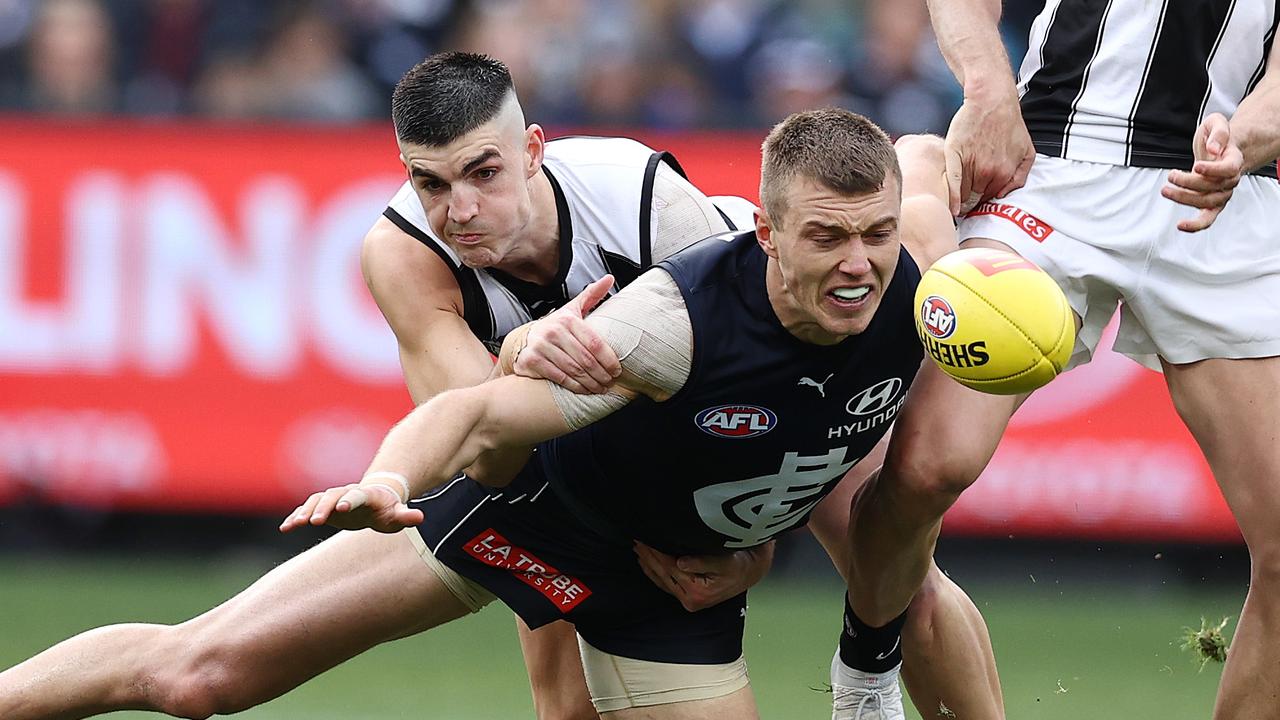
[846,378,904,416]
[919,295,956,339]
[695,404,777,439]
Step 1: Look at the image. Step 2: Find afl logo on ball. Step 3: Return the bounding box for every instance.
[919,295,956,339]
[695,404,777,439]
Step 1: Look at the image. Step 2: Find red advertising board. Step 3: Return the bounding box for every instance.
[0,118,1239,542]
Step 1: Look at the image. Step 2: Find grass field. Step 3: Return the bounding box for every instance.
[0,554,1242,719]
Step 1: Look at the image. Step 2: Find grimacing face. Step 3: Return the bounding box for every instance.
[398,108,543,269]
[757,173,902,345]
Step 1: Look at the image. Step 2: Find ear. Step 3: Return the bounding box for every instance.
[525,124,546,179]
[399,153,410,178]
[755,208,779,259]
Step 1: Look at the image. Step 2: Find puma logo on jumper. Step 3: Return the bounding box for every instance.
[798,373,834,397]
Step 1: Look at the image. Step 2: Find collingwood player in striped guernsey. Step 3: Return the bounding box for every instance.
[849,3,1280,720]
[0,56,1002,720]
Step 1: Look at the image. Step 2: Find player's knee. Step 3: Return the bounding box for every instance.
[888,449,977,512]
[156,661,252,718]
[150,632,260,718]
[1247,543,1280,591]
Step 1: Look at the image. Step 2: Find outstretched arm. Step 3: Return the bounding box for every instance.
[280,372,634,533]
[282,267,694,533]
[927,0,1035,215]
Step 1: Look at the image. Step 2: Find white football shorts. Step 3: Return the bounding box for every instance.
[958,154,1280,371]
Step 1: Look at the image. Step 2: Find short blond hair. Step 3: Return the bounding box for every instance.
[760,109,901,228]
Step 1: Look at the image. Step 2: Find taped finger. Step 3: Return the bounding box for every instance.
[337,487,371,513]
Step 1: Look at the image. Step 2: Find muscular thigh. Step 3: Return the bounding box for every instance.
[182,528,469,665]
[809,434,890,576]
[1163,356,1280,548]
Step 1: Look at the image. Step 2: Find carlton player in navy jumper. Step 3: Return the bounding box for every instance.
[0,57,1000,720]
[280,110,954,719]
[849,2,1280,719]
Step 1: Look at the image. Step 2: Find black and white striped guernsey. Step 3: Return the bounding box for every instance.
[382,137,691,354]
[1018,0,1278,179]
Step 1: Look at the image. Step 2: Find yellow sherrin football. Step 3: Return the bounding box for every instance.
[913,248,1075,395]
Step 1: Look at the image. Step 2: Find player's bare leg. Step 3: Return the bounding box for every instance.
[846,359,1021,629]
[602,685,758,720]
[0,528,470,720]
[846,235,1055,629]
[517,618,600,720]
[898,568,1003,718]
[1162,356,1280,720]
[812,440,1004,719]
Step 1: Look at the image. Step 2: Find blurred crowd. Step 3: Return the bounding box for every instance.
[0,0,1038,135]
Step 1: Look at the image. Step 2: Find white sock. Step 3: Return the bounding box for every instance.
[831,650,902,691]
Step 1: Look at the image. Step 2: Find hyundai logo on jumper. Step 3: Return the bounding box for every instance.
[846,378,903,416]
[830,378,906,439]
[695,404,777,439]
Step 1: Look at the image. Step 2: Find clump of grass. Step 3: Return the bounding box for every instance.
[1180,616,1231,670]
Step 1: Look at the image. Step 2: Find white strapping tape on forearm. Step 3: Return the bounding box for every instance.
[592,271,692,394]
[361,471,411,502]
[550,270,693,430]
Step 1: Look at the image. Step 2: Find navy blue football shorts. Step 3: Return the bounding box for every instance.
[412,460,748,665]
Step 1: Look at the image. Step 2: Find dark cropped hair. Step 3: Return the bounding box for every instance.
[760,108,902,228]
[392,52,515,147]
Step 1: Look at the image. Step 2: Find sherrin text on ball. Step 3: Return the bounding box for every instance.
[913,248,1074,395]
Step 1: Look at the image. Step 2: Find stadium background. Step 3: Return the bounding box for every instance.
[0,0,1248,717]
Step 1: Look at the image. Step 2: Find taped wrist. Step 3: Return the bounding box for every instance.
[361,470,411,502]
[497,322,534,376]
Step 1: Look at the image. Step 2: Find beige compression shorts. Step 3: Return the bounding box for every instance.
[577,635,750,712]
[405,526,495,612]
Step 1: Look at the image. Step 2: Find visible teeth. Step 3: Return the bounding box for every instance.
[832,287,869,300]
